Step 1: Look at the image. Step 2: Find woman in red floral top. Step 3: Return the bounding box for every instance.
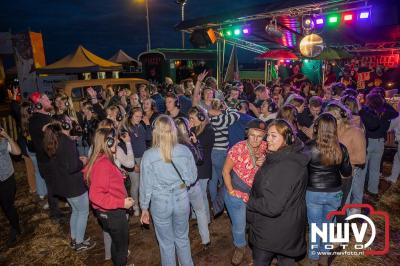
[222,119,268,266]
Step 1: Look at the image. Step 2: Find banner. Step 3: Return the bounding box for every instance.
[359,54,399,68]
[29,32,46,69]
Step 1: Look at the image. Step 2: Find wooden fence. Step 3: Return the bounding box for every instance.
[0,115,18,140]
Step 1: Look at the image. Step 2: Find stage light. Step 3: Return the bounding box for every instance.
[280,59,284,63]
[242,28,249,34]
[316,18,324,25]
[328,15,339,24]
[359,11,369,19]
[304,59,309,63]
[285,60,290,63]
[234,29,241,36]
[226,30,232,36]
[343,14,353,21]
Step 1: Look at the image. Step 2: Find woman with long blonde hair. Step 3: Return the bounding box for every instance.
[140,115,197,266]
[84,128,134,266]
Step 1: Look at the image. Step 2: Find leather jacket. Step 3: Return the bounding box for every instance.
[306,140,352,190]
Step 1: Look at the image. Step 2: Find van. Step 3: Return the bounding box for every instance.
[56,78,148,110]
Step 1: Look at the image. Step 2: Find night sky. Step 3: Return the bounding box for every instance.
[1,0,268,63]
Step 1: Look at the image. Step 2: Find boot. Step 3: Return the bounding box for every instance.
[231,246,246,265]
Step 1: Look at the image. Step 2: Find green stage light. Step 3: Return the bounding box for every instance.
[328,15,339,24]
[234,29,241,35]
[226,30,232,36]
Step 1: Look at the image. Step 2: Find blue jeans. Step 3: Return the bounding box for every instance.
[151,187,193,266]
[224,190,247,248]
[210,149,227,203]
[365,138,385,194]
[67,192,89,243]
[27,151,47,197]
[347,166,367,205]
[188,182,210,244]
[388,143,400,183]
[306,190,342,261]
[199,179,210,224]
[128,157,141,210]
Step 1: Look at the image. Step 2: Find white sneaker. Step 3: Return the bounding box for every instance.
[42,203,49,210]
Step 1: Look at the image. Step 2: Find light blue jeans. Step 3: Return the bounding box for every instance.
[188,182,210,244]
[27,151,47,197]
[224,190,247,248]
[346,166,367,204]
[67,192,89,244]
[151,187,193,266]
[199,179,210,224]
[388,143,400,183]
[365,138,385,194]
[306,190,342,261]
[128,157,141,210]
[210,149,227,203]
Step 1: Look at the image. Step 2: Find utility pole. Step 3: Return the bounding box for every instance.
[176,0,187,49]
[145,0,151,51]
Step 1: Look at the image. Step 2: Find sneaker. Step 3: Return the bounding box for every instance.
[70,239,76,249]
[231,246,246,266]
[74,240,96,252]
[202,242,211,251]
[42,202,49,210]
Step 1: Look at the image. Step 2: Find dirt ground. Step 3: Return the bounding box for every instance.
[0,158,399,266]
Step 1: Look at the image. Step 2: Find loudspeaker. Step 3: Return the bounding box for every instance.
[190,30,211,48]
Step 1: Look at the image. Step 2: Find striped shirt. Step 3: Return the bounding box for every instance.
[210,108,240,150]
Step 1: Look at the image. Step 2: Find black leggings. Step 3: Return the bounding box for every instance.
[0,175,20,233]
[97,209,129,266]
[252,246,295,266]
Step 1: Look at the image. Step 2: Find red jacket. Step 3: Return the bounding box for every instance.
[86,155,127,211]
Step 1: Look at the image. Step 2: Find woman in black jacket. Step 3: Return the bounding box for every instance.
[247,119,311,266]
[305,113,352,266]
[43,117,95,251]
[359,91,398,199]
[188,106,215,223]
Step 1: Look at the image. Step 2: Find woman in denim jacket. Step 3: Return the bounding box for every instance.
[140,115,197,266]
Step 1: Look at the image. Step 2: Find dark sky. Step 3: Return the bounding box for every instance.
[1,0,268,63]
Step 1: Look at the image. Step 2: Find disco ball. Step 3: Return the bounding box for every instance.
[299,33,324,57]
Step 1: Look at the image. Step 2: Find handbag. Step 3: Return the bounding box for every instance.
[171,161,190,191]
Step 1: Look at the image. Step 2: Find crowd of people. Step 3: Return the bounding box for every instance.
[1,69,399,266]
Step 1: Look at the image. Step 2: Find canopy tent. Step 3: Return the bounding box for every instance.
[109,49,141,65]
[37,45,122,74]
